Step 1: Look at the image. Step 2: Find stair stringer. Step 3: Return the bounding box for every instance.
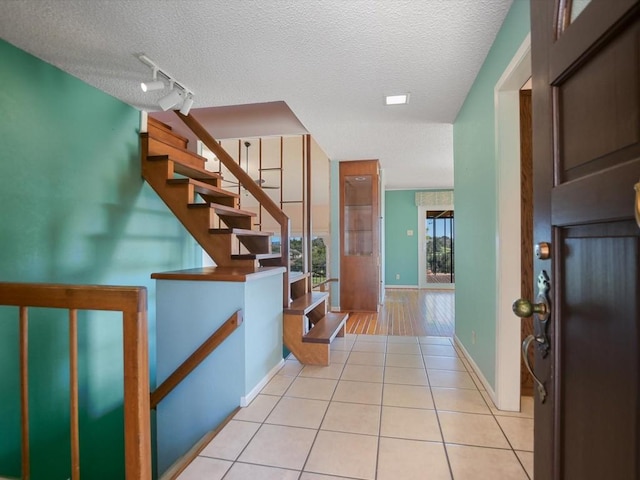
[142,158,255,268]
[283,312,332,366]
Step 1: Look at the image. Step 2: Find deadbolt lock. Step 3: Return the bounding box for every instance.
[535,242,551,260]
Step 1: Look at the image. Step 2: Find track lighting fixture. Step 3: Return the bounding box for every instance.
[140,68,164,92]
[180,93,194,115]
[158,82,183,111]
[138,54,195,113]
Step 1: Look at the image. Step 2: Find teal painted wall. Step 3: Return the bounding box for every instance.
[0,39,199,479]
[385,191,420,286]
[453,0,530,388]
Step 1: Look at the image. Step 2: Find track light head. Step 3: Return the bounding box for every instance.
[140,80,164,92]
[179,94,194,115]
[158,88,182,111]
[141,67,164,92]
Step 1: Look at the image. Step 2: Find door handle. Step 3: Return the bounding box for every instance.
[513,270,552,404]
[513,299,548,319]
[512,270,551,358]
[522,335,547,402]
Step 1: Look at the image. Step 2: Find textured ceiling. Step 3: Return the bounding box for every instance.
[0,0,513,189]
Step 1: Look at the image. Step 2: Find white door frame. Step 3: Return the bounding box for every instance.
[493,34,531,411]
[418,204,455,289]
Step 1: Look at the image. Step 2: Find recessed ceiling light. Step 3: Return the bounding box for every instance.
[385,94,409,105]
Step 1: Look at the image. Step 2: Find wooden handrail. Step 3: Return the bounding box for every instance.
[150,310,243,409]
[174,111,291,307]
[312,278,339,292]
[0,282,151,480]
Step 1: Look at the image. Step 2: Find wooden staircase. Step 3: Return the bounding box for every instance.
[286,273,349,365]
[141,115,347,365]
[141,118,276,268]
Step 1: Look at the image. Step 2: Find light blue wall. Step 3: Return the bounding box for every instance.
[244,275,284,392]
[453,0,530,388]
[155,275,283,474]
[385,191,420,286]
[0,39,200,479]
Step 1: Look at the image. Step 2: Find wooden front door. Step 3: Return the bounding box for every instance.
[531,1,640,479]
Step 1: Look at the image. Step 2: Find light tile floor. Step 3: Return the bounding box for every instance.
[179,334,534,480]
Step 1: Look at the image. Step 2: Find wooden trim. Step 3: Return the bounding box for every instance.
[305,134,312,283]
[0,283,146,313]
[19,306,29,480]
[69,309,80,480]
[150,311,243,409]
[151,266,285,282]
[520,89,534,396]
[175,112,291,306]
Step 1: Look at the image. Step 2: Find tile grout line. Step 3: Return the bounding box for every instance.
[421,336,456,480]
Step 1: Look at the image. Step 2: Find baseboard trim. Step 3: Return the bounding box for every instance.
[240,358,284,407]
[453,335,497,404]
[385,285,417,289]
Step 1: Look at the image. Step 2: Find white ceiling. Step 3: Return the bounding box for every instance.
[0,0,513,189]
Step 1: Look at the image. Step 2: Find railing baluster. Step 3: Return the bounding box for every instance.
[19,306,30,480]
[69,309,80,480]
[0,283,151,479]
[122,309,152,479]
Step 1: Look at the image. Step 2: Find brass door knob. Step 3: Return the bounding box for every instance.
[512,298,548,318]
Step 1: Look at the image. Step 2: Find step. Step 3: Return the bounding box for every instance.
[209,228,272,237]
[230,253,281,261]
[148,117,189,149]
[148,154,222,186]
[168,178,238,206]
[211,228,273,254]
[145,134,209,171]
[285,291,329,315]
[188,202,256,218]
[289,272,310,299]
[303,312,349,344]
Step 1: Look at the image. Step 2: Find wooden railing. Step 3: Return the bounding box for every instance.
[150,310,243,409]
[0,282,151,480]
[175,112,291,307]
[312,277,338,292]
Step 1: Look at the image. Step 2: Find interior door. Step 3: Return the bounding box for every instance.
[530,1,640,479]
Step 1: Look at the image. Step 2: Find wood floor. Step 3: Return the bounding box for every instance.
[346,288,454,337]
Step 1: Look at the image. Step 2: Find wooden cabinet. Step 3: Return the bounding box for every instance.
[340,160,380,312]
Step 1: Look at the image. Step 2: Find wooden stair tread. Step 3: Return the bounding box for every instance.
[209,228,272,236]
[289,271,311,283]
[148,117,187,139]
[147,153,222,184]
[188,202,257,217]
[230,253,281,260]
[285,291,329,315]
[168,178,238,199]
[303,312,349,344]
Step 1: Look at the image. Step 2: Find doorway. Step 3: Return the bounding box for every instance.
[493,33,531,411]
[425,210,455,287]
[418,202,454,290]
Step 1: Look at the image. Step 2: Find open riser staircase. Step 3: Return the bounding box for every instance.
[141,115,348,365]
